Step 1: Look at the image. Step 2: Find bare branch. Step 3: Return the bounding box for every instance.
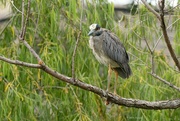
[152,18,180,51]
[152,34,163,52]
[72,31,81,80]
[20,0,31,39]
[21,0,25,35]
[158,0,180,71]
[0,56,41,68]
[142,0,180,70]
[19,0,44,65]
[22,40,44,65]
[141,0,161,20]
[0,57,180,109]
[71,1,84,80]
[151,73,180,92]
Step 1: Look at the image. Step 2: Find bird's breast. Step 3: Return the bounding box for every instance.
[89,37,119,68]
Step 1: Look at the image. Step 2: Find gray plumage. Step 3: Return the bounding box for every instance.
[88,24,132,78]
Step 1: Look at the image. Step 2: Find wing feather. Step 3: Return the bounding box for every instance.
[102,29,129,65]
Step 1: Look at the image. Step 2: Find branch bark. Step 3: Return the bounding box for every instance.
[0,56,180,109]
[158,0,180,71]
[141,0,161,20]
[0,56,41,68]
[141,0,180,71]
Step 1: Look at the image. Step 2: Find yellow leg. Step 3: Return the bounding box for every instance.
[114,71,118,94]
[107,64,111,92]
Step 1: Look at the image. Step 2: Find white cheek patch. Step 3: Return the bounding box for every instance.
[89,24,96,30]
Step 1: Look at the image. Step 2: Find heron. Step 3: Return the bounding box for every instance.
[88,23,132,93]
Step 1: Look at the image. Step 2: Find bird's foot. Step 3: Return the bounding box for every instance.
[104,89,110,105]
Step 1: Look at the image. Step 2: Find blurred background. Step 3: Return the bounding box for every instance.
[0,0,180,120]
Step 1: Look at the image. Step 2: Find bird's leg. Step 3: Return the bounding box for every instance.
[114,71,118,94]
[107,64,111,92]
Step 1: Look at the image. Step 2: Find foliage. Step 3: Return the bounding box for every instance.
[0,0,180,120]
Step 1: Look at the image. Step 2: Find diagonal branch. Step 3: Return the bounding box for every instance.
[141,0,161,20]
[22,40,44,65]
[158,0,180,71]
[141,0,180,71]
[0,57,180,109]
[150,73,180,92]
[19,0,44,65]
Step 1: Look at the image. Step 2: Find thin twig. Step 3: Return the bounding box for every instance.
[166,3,180,13]
[22,40,43,64]
[19,0,44,65]
[152,34,163,52]
[20,0,31,39]
[20,0,25,38]
[152,17,180,51]
[0,56,41,68]
[10,0,23,14]
[143,38,152,54]
[151,73,180,92]
[138,6,154,73]
[141,0,161,20]
[71,1,84,80]
[143,36,155,73]
[72,31,81,80]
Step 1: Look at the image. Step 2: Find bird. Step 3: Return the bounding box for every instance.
[88,23,132,93]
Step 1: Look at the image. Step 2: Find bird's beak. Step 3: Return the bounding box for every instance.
[88,30,95,36]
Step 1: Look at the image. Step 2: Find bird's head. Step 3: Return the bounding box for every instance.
[88,24,101,36]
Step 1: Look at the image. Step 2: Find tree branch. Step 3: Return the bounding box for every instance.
[141,0,161,20]
[158,0,180,71]
[0,56,41,68]
[20,0,31,39]
[72,31,81,80]
[0,57,180,109]
[22,40,44,65]
[71,1,84,80]
[19,0,44,65]
[150,73,180,92]
[141,0,180,71]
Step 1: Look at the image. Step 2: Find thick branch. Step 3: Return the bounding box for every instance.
[158,0,180,71]
[142,0,180,71]
[0,57,180,109]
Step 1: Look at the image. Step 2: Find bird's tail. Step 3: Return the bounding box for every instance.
[112,64,132,79]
